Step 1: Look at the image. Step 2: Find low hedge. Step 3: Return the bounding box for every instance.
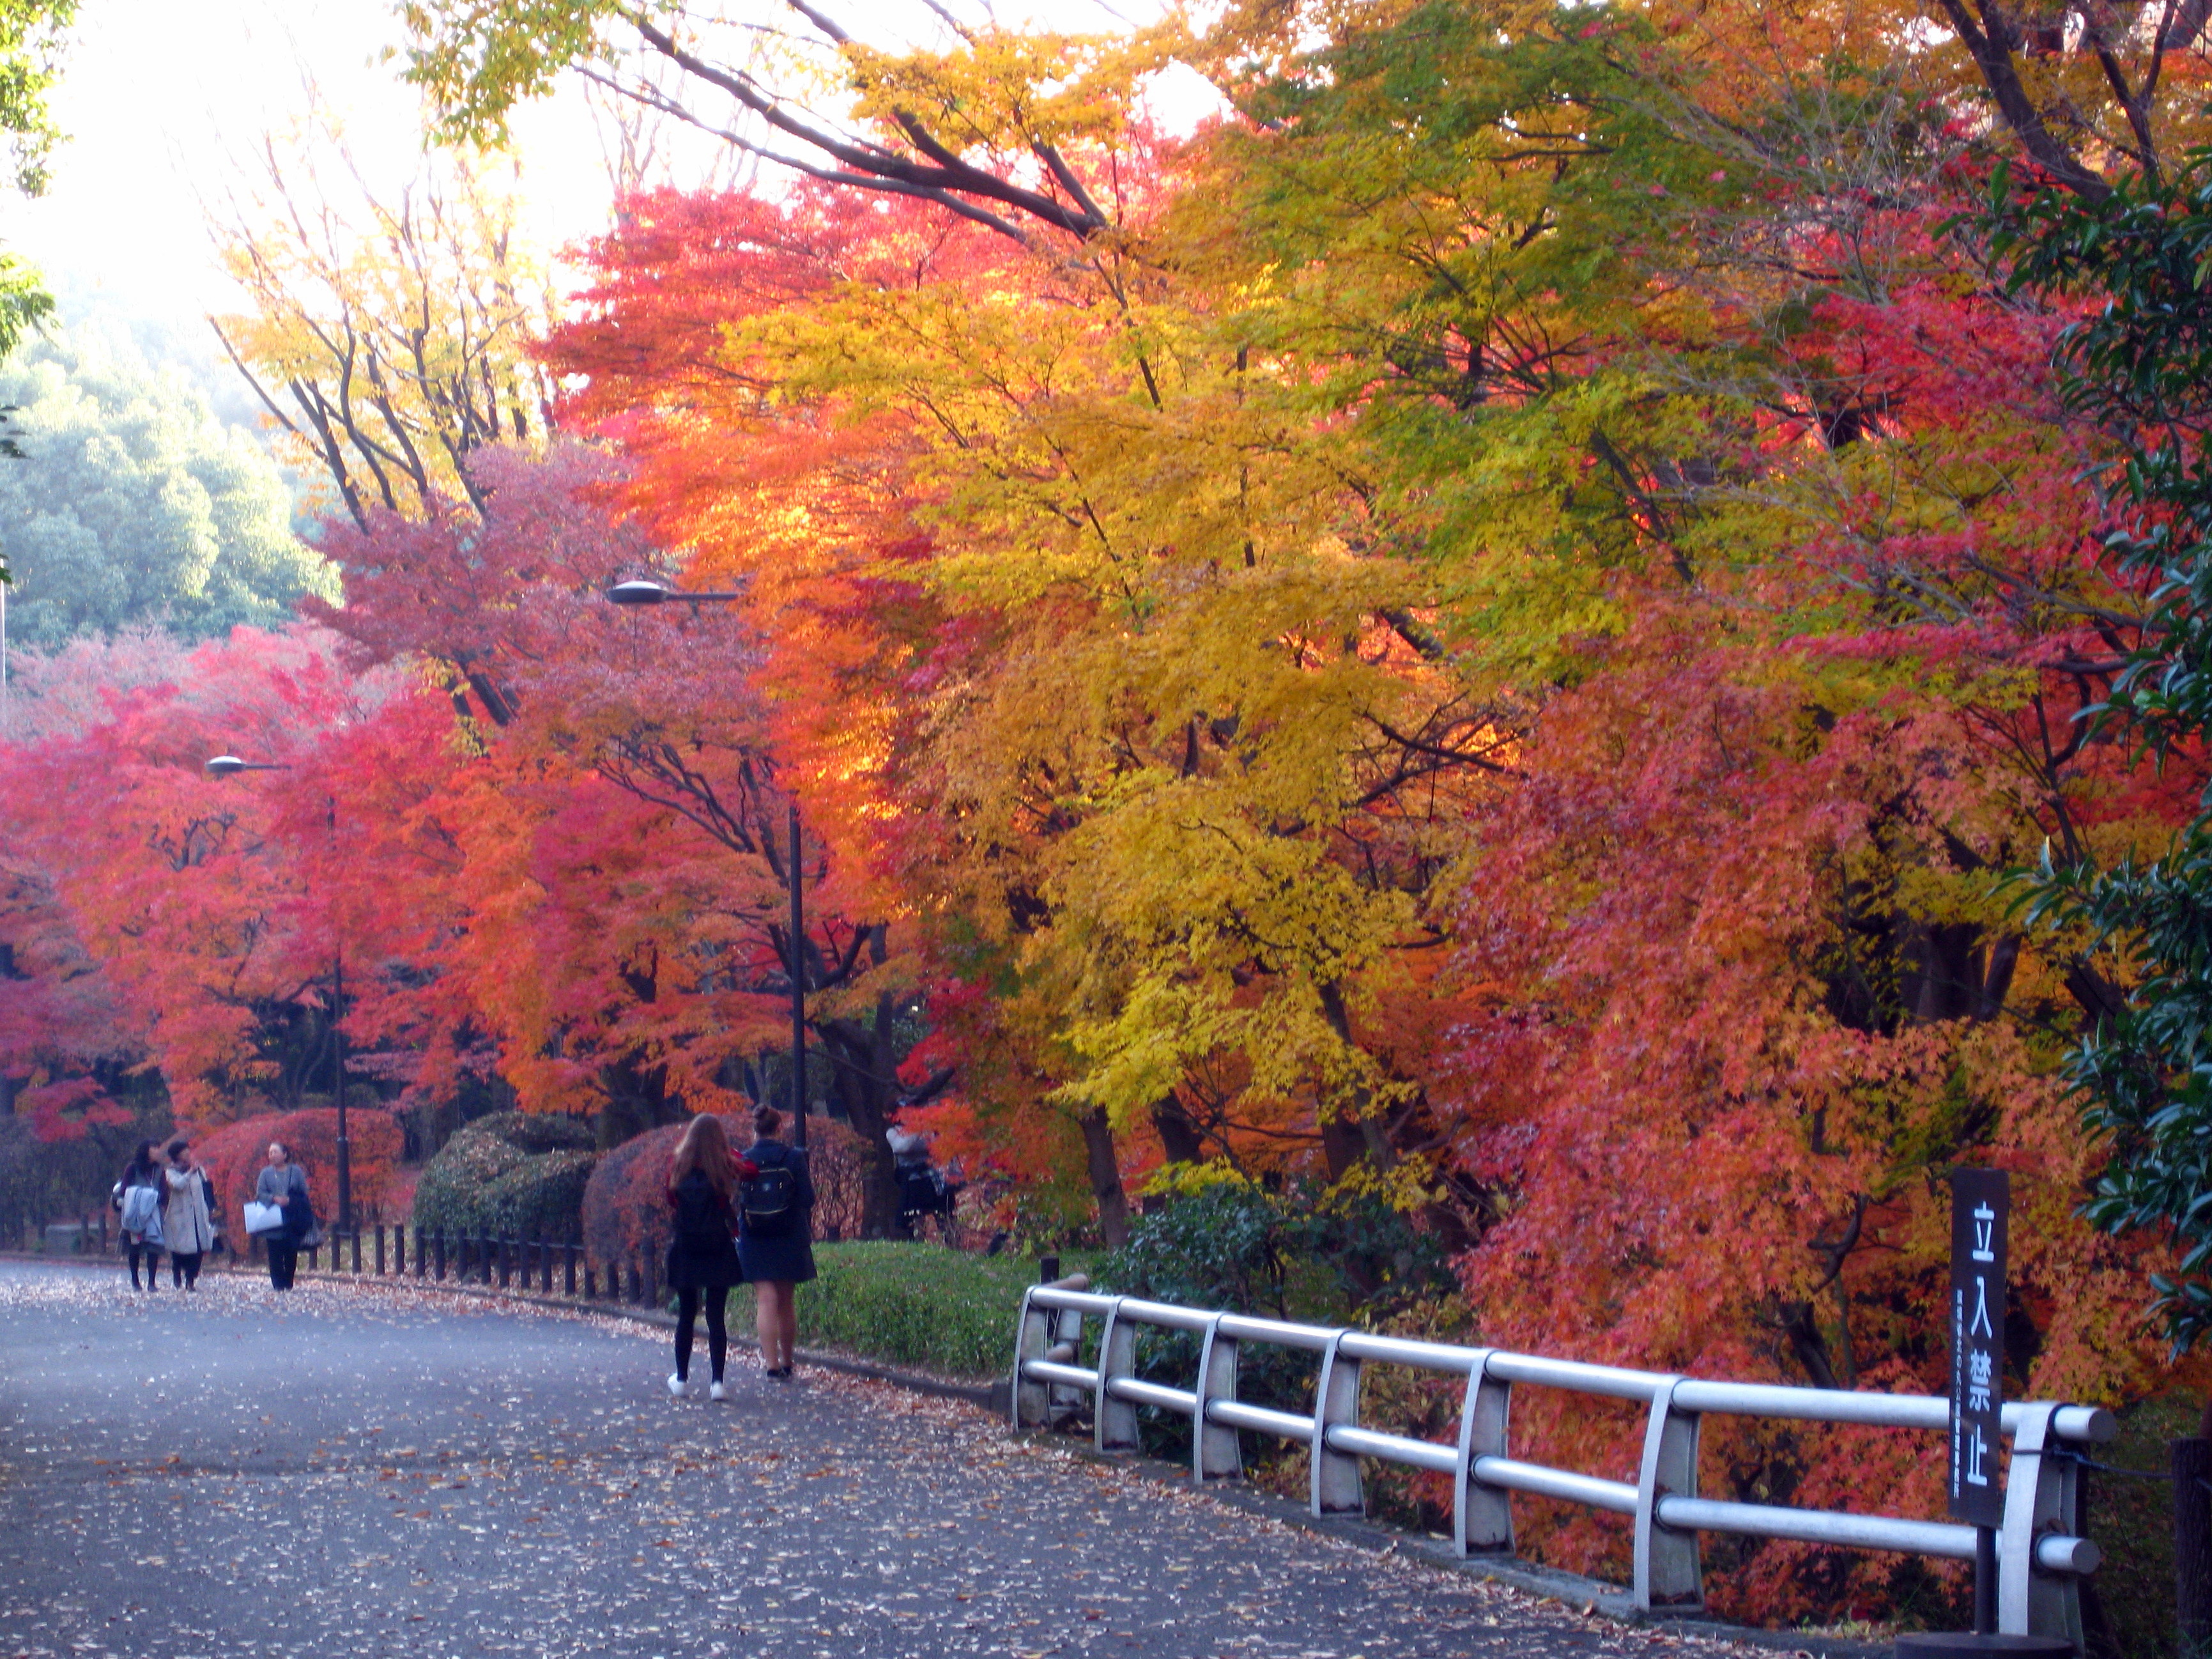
[413,1114,598,1242]
[725,1242,1089,1380]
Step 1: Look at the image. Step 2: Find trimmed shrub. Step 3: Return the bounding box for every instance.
[196,1107,404,1231]
[411,1113,597,1242]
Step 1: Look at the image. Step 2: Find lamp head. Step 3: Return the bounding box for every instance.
[606,580,670,606]
[205,755,247,777]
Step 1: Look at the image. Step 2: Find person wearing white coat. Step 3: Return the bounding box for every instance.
[160,1139,215,1290]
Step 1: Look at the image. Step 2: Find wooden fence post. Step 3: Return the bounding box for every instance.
[564,1242,577,1298]
[434,1231,447,1282]
[2178,1437,2212,1655]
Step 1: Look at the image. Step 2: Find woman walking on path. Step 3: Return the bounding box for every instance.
[114,1143,165,1292]
[737,1106,815,1380]
[663,1115,749,1401]
[254,1142,314,1291]
[160,1139,215,1290]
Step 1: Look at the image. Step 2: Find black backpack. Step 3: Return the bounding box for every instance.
[740,1164,799,1236]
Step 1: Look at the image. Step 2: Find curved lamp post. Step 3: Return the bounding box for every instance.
[604,578,808,1150]
[606,579,743,608]
[204,753,353,1231]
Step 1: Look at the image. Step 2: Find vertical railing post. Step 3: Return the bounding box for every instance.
[1454,1352,1512,1556]
[1011,1289,1054,1429]
[1632,1378,1702,1612]
[1310,1331,1363,1517]
[1192,1314,1240,1483]
[497,1237,511,1291]
[434,1231,447,1282]
[1094,1300,1137,1453]
[2178,1437,2212,1653]
[1999,1403,2083,1644]
[351,1228,362,1274]
[540,1238,553,1295]
[564,1242,578,1297]
[375,1226,385,1277]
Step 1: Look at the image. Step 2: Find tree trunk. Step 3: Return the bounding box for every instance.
[1151,1094,1204,1164]
[1077,1106,1131,1247]
[818,999,904,1238]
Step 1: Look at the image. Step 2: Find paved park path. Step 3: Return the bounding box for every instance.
[0,1260,1770,1659]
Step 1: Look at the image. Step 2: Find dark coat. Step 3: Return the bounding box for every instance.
[735,1139,817,1285]
[664,1169,744,1293]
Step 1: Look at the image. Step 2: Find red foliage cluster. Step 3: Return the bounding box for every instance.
[193,1108,404,1233]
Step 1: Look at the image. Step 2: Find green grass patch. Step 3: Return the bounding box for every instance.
[722,1242,1096,1380]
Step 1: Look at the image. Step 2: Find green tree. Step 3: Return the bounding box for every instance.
[1999,151,2212,1352]
[0,327,337,645]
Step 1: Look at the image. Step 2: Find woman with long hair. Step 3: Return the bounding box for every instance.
[664,1114,749,1401]
[114,1141,165,1292]
[736,1105,815,1380]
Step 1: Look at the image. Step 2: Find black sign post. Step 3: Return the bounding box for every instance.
[1947,1168,2009,1635]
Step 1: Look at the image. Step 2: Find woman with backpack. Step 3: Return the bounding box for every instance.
[737,1105,815,1380]
[663,1114,749,1401]
[160,1139,216,1290]
[114,1143,165,1292]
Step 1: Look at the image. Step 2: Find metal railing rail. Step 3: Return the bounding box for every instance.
[1011,1285,2116,1647]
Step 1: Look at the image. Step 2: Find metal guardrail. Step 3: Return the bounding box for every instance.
[1011,1285,2116,1648]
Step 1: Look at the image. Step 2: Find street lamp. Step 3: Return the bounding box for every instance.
[605,579,744,607]
[204,753,354,1232]
[603,580,809,1150]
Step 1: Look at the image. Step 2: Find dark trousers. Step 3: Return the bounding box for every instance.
[170,1251,202,1288]
[674,1287,729,1382]
[126,1240,160,1289]
[266,1241,298,1290]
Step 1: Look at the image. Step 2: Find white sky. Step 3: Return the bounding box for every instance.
[0,0,650,334]
[0,0,1221,366]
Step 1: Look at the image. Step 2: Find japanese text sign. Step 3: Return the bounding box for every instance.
[1947,1167,2008,1526]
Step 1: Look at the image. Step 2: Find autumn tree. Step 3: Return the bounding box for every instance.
[208,109,552,526]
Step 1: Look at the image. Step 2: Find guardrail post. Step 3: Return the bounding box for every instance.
[1310,1331,1363,1517]
[1095,1300,1137,1453]
[1999,1403,2082,1644]
[1632,1378,1702,1612]
[1011,1289,1054,1429]
[1454,1350,1510,1555]
[1045,1302,1086,1423]
[1193,1315,1240,1483]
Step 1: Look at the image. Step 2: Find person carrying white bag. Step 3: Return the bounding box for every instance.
[248,1141,314,1291]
